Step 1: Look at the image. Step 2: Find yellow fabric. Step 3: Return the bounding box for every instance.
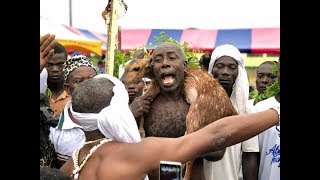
[57,39,102,56]
[40,36,102,56]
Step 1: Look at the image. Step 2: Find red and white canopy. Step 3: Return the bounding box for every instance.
[41,17,279,55]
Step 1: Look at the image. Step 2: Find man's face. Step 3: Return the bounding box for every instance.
[211,56,239,92]
[45,53,67,84]
[64,66,97,94]
[123,78,145,103]
[152,43,186,93]
[256,63,277,94]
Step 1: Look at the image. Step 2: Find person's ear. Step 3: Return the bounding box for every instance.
[64,83,71,95]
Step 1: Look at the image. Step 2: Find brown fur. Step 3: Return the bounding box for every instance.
[121,58,238,180]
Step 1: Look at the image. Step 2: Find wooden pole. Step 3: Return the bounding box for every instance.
[118,26,121,50]
[105,0,119,75]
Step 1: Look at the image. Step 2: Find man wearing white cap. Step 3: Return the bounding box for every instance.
[204,44,259,180]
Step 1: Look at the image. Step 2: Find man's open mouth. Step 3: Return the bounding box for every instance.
[161,74,175,85]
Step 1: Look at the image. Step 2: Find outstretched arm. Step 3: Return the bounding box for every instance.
[125,108,279,174]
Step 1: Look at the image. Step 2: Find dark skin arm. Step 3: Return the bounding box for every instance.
[242,152,259,180]
[203,149,226,161]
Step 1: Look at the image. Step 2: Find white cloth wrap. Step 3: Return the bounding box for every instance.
[208,44,249,115]
[70,73,141,143]
[40,68,48,93]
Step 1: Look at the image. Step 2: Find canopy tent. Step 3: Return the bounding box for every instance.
[41,17,279,55]
[118,28,280,54]
[63,25,108,52]
[72,27,279,54]
[40,17,103,56]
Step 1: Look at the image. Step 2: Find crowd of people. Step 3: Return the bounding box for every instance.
[40,33,280,180]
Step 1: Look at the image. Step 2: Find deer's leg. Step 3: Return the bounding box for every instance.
[139,116,145,138]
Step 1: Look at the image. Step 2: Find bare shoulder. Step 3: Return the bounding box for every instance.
[98,139,158,161]
[101,138,178,169]
[60,157,74,176]
[97,141,155,179]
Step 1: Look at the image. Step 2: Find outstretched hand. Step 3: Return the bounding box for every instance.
[40,34,56,73]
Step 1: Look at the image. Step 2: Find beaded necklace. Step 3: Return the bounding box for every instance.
[84,137,106,145]
[72,138,112,180]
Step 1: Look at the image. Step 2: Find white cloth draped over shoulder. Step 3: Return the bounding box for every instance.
[40,68,48,94]
[70,73,142,143]
[49,100,85,161]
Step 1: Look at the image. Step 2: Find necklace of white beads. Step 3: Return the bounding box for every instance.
[72,138,112,179]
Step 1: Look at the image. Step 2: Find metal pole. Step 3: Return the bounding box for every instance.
[69,0,72,27]
[105,0,119,76]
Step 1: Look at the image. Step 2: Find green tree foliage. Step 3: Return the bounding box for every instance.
[113,49,132,77]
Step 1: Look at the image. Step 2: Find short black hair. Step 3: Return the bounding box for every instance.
[72,78,114,113]
[53,42,67,59]
[40,167,72,180]
[256,61,277,72]
[98,60,105,65]
[257,60,277,68]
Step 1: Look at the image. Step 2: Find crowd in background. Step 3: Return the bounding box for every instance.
[40,33,280,180]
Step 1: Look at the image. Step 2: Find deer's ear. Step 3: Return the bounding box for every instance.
[149,58,154,68]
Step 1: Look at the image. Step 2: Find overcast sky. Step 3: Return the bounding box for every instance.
[40,0,280,33]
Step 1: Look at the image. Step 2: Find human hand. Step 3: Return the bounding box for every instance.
[129,95,153,120]
[40,34,56,73]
